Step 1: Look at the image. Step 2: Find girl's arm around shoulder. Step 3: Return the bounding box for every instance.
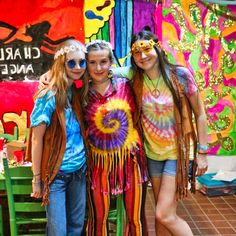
[112,66,134,81]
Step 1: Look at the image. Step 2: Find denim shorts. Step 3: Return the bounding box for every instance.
[147,158,177,177]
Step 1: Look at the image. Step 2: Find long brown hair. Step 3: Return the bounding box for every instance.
[130,29,181,112]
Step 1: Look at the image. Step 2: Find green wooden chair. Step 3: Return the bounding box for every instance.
[3,158,47,236]
[0,205,3,236]
[0,126,18,142]
[86,194,126,235]
[107,194,126,235]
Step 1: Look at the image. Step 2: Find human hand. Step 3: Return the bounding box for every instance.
[31,181,43,198]
[31,174,43,198]
[38,71,50,89]
[196,154,208,176]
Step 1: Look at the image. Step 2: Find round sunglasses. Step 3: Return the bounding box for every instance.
[66,59,87,69]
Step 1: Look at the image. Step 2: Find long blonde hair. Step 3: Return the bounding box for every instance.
[38,39,86,109]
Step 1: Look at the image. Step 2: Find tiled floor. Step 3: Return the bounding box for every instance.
[145,187,236,236]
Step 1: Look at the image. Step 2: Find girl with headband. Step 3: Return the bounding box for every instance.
[115,28,208,236]
[83,40,148,236]
[27,39,90,235]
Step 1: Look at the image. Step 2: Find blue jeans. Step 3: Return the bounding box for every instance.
[147,159,177,177]
[46,164,87,236]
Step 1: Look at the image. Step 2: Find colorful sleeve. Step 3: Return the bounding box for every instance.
[119,78,135,112]
[113,66,134,80]
[30,91,56,128]
[177,67,198,98]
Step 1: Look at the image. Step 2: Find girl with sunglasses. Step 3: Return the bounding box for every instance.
[83,40,149,236]
[27,39,90,235]
[115,28,208,236]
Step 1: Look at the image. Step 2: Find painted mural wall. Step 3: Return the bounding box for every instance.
[0,0,235,155]
[155,1,236,156]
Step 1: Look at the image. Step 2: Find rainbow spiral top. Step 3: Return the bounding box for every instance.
[85,78,148,194]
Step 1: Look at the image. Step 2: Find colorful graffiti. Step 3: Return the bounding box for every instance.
[0,0,85,81]
[84,0,236,155]
[0,0,235,155]
[154,1,236,155]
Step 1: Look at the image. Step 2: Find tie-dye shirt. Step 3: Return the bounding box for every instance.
[30,87,86,173]
[85,77,140,155]
[114,66,197,161]
[84,77,148,194]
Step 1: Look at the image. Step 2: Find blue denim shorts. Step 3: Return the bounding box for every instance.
[147,158,177,177]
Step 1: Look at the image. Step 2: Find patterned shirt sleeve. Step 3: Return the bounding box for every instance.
[30,90,56,128]
[177,67,198,98]
[113,66,134,80]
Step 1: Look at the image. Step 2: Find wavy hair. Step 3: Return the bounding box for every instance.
[130,29,181,112]
[37,39,87,109]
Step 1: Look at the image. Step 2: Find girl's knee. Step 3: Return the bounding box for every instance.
[155,208,176,226]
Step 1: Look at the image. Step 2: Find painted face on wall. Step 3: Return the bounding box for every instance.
[131,39,159,72]
[87,49,112,84]
[65,50,86,82]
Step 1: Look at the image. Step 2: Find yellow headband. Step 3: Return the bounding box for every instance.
[131,39,159,54]
[131,39,167,57]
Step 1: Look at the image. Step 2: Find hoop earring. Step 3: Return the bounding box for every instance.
[108,70,113,79]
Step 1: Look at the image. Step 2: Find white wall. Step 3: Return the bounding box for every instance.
[207,155,236,173]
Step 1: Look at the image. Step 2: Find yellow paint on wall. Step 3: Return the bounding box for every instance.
[225,71,236,80]
[222,22,236,37]
[0,121,4,134]
[179,0,196,30]
[2,111,28,141]
[84,0,115,39]
[162,22,178,42]
[162,22,186,65]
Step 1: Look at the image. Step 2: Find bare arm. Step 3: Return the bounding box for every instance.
[31,123,47,198]
[189,91,208,176]
[112,66,133,80]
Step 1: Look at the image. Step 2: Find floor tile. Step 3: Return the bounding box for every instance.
[216,227,236,234]
[145,187,236,236]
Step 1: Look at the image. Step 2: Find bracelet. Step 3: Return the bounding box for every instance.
[32,180,41,184]
[198,152,207,155]
[33,176,41,180]
[197,144,208,151]
[33,173,41,177]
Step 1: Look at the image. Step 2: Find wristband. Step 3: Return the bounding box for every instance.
[197,144,208,151]
[198,152,207,155]
[33,173,41,177]
[32,180,41,184]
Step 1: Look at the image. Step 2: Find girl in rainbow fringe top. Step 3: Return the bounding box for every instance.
[83,40,148,236]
